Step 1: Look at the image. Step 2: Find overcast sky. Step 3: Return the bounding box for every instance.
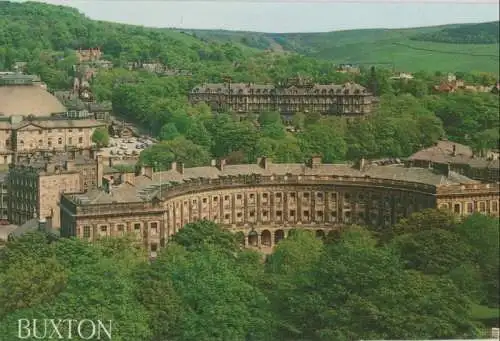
[22,0,500,33]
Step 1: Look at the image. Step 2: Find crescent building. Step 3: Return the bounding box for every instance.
[59,156,499,253]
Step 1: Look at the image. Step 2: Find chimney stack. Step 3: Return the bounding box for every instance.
[176,162,185,174]
[216,159,226,171]
[258,157,271,170]
[309,155,322,168]
[359,158,366,171]
[96,155,104,188]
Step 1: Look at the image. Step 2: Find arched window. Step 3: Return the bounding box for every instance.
[58,137,63,145]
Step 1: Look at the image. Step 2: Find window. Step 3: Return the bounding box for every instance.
[83,226,91,238]
[276,210,282,217]
[276,193,282,198]
[263,210,268,217]
[290,210,296,217]
[303,210,310,217]
[237,212,242,218]
[48,129,52,133]
[454,204,461,214]
[38,139,42,145]
[317,193,323,199]
[213,196,218,202]
[224,195,229,201]
[150,222,158,235]
[68,137,72,145]
[151,243,158,252]
[492,201,498,212]
[19,140,24,145]
[303,193,309,198]
[479,202,486,212]
[224,214,230,220]
[69,129,72,133]
[58,137,63,145]
[78,128,83,132]
[263,193,268,199]
[134,223,141,231]
[316,211,323,217]
[236,194,242,200]
[117,224,125,235]
[249,211,255,217]
[203,198,207,203]
[78,137,83,143]
[467,203,473,213]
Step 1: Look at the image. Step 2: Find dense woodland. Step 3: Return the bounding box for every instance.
[411,21,500,45]
[0,210,498,340]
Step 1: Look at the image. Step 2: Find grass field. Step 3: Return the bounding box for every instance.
[471,303,500,321]
[188,23,500,74]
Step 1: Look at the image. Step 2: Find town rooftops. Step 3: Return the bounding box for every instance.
[409,140,500,169]
[64,157,479,206]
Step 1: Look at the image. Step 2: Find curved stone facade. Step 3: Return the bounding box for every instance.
[59,157,500,253]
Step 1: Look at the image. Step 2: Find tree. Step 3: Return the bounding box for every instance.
[91,127,110,147]
[159,122,181,141]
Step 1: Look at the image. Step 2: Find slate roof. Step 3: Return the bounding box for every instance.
[409,140,499,169]
[191,82,371,95]
[66,160,478,206]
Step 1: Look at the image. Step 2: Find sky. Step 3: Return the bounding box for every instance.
[23,0,500,33]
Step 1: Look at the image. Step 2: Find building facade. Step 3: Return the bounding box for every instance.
[408,140,500,183]
[7,154,104,229]
[0,73,107,165]
[59,157,499,253]
[189,78,376,116]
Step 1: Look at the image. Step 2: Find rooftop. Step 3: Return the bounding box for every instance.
[409,140,500,169]
[65,158,479,206]
[0,75,66,117]
[0,118,105,130]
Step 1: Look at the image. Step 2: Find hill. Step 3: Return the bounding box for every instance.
[0,1,259,71]
[411,21,500,44]
[187,22,500,74]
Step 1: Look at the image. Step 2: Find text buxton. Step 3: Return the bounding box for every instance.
[18,319,112,340]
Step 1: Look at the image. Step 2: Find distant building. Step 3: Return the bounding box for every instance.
[408,139,500,183]
[336,64,361,74]
[391,72,414,81]
[189,77,376,116]
[76,48,102,63]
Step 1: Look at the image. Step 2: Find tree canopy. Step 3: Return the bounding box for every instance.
[0,210,497,340]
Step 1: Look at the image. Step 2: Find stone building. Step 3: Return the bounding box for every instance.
[0,172,8,222]
[0,73,106,165]
[7,154,104,229]
[189,77,376,116]
[408,139,500,183]
[76,48,102,63]
[59,156,499,254]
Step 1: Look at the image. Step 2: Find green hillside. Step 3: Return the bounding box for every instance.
[188,22,500,74]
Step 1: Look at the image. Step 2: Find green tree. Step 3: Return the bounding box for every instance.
[91,127,110,147]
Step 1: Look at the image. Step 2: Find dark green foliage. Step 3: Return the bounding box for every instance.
[0,213,497,340]
[411,21,500,44]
